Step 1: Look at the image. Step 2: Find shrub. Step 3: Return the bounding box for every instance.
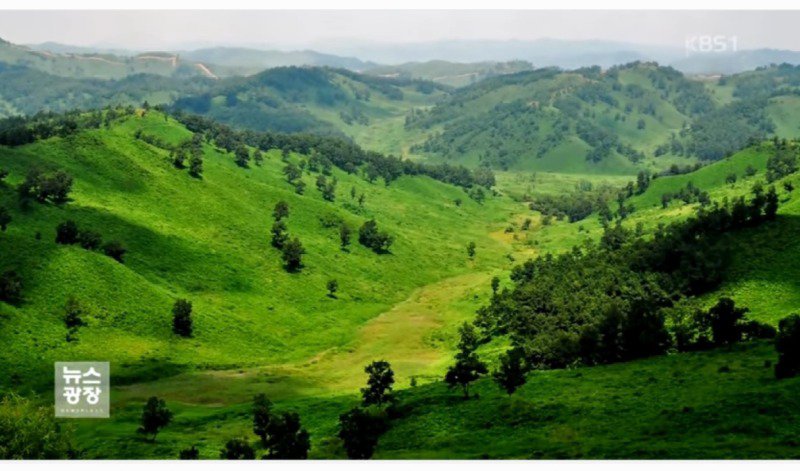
[0,270,22,305]
[55,220,80,245]
[103,240,127,263]
[358,220,393,254]
[220,438,255,459]
[776,314,800,379]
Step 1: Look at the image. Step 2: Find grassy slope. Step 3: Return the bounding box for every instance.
[0,111,524,392]
[3,114,799,459]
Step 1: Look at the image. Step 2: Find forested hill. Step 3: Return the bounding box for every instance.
[172,66,449,135]
[406,62,791,173]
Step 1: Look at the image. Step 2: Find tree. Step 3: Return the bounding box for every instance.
[358,193,366,207]
[0,270,23,304]
[338,408,388,459]
[0,206,10,231]
[263,412,310,459]
[358,220,393,254]
[18,169,73,204]
[361,360,394,407]
[491,276,500,295]
[283,163,301,183]
[315,174,328,192]
[704,297,749,345]
[282,238,305,272]
[322,180,337,202]
[220,438,255,459]
[271,220,289,249]
[179,446,199,459]
[339,224,352,250]
[55,220,80,245]
[294,180,306,195]
[253,149,264,166]
[63,296,85,330]
[172,299,193,337]
[765,185,779,220]
[252,394,273,445]
[103,240,127,263]
[327,279,339,298]
[273,201,289,221]
[189,152,203,178]
[492,349,527,395]
[776,314,800,379]
[172,148,186,169]
[445,322,487,398]
[466,241,476,259]
[0,394,76,458]
[235,145,250,168]
[137,396,172,442]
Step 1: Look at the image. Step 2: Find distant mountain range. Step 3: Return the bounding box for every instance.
[12,37,800,80]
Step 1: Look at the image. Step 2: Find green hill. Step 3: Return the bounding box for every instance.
[0,110,519,393]
[172,66,447,144]
[4,68,800,461]
[16,132,796,459]
[404,62,788,174]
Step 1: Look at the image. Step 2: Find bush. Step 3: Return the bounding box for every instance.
[55,220,80,245]
[0,395,76,458]
[172,299,193,337]
[775,314,800,379]
[220,438,255,459]
[77,230,103,250]
[0,270,23,305]
[282,238,305,272]
[358,220,393,254]
[103,240,127,263]
[338,407,389,459]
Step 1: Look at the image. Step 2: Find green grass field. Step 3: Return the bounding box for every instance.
[2,110,800,459]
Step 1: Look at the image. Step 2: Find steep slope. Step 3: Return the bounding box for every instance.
[0,110,519,392]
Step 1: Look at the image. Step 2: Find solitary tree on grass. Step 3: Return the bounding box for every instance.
[361,360,394,407]
[172,299,193,337]
[137,396,173,442]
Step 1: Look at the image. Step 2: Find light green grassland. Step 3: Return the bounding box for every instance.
[0,111,526,391]
[2,110,800,459]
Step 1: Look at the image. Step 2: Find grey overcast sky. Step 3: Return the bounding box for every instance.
[0,10,798,51]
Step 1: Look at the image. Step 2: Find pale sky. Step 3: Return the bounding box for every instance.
[0,10,798,52]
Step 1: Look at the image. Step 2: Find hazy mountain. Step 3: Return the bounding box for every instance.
[314,38,683,68]
[672,49,800,75]
[180,47,376,75]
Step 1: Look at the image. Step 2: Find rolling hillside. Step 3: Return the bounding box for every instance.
[0,109,520,392]
[6,128,793,459]
[172,66,448,147]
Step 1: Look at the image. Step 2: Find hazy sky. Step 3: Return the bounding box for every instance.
[0,10,798,52]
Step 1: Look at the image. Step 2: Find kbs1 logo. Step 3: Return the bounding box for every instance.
[54,362,110,418]
[685,35,738,56]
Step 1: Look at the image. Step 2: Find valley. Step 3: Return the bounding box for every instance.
[2,32,800,460]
